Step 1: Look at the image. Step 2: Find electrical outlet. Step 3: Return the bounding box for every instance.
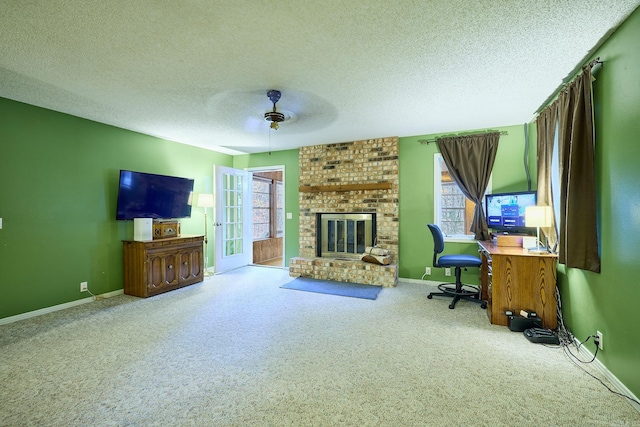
[596,330,604,350]
[80,281,88,292]
[425,267,431,275]
[445,268,451,276]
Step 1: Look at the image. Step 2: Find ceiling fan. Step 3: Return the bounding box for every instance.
[264,89,285,130]
[206,87,337,153]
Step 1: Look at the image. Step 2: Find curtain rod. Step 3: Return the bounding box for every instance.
[533,57,603,116]
[418,130,508,145]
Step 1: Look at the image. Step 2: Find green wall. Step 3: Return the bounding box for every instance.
[553,7,640,399]
[398,124,536,283]
[0,98,232,319]
[232,150,300,266]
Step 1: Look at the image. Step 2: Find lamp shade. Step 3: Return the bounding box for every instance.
[197,193,214,208]
[525,206,552,228]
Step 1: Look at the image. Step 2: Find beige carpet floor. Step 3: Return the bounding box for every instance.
[1,266,638,426]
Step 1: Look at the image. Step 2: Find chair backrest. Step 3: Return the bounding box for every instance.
[427,224,445,267]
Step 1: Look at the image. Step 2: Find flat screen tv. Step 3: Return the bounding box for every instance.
[116,170,194,220]
[485,190,537,233]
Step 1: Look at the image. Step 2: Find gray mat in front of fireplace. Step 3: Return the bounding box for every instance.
[281,277,382,300]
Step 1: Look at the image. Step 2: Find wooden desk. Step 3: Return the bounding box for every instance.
[477,240,558,328]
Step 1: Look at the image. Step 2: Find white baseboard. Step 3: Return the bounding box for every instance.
[398,277,439,285]
[574,338,640,413]
[0,289,124,326]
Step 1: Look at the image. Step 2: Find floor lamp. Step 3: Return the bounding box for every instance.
[197,193,215,276]
[525,205,552,253]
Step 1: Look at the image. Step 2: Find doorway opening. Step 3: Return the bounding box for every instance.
[250,166,285,268]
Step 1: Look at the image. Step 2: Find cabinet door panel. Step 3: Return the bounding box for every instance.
[189,249,203,279]
[147,251,179,292]
[179,249,203,282]
[163,253,178,286]
[179,252,190,281]
[148,255,164,290]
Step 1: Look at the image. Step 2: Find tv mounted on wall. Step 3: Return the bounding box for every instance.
[485,190,537,233]
[116,170,194,220]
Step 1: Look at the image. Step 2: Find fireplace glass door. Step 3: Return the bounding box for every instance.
[319,213,374,259]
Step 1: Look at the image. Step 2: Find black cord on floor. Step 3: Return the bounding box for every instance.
[563,344,640,405]
[551,285,640,407]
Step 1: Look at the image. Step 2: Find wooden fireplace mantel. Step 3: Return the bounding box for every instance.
[298,182,392,193]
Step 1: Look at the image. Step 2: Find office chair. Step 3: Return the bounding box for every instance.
[426,224,486,309]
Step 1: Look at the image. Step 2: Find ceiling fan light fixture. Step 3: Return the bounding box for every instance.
[264,89,285,130]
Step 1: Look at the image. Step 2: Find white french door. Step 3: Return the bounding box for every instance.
[213,165,253,273]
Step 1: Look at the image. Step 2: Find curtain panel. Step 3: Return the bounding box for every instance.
[557,66,600,273]
[436,132,499,240]
[535,102,559,249]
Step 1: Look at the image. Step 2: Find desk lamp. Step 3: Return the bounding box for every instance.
[525,205,552,253]
[197,193,215,276]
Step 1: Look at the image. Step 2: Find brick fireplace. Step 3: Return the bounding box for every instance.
[289,137,399,287]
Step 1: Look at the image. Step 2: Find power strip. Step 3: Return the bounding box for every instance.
[524,328,560,344]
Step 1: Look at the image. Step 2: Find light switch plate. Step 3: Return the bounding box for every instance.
[286,212,292,219]
[0,218,3,229]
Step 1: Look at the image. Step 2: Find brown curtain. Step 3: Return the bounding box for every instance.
[436,132,499,240]
[557,66,600,272]
[536,101,559,249]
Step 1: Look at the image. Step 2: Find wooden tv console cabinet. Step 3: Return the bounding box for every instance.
[123,235,204,298]
[477,240,558,329]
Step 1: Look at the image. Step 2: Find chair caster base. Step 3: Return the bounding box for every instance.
[428,283,486,310]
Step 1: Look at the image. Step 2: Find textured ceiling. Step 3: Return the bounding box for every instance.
[1,1,639,154]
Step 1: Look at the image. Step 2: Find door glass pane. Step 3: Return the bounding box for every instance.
[328,220,335,251]
[347,220,355,253]
[356,220,365,253]
[222,172,244,257]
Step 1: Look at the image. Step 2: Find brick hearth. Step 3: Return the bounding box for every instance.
[289,137,399,287]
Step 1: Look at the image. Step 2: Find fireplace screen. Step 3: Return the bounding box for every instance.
[318,213,375,259]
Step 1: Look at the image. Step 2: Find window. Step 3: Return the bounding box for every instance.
[252,177,272,239]
[252,175,284,240]
[434,154,491,240]
[276,181,284,238]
